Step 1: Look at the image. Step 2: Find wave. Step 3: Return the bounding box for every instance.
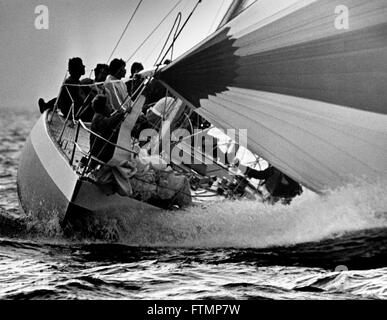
[292,267,387,298]
[1,109,386,248]
[1,177,385,250]
[108,177,387,248]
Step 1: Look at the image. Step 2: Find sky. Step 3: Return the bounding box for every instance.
[0,0,232,110]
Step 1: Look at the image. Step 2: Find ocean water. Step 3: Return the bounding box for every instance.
[0,106,387,300]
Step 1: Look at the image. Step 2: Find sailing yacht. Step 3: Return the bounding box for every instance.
[17,0,387,239]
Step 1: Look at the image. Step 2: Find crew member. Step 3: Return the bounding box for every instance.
[245,165,303,204]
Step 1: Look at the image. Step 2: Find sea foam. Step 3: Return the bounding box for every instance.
[113,177,387,248]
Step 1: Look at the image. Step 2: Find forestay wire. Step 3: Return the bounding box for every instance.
[153,12,182,66]
[154,0,202,73]
[106,0,144,64]
[125,0,184,64]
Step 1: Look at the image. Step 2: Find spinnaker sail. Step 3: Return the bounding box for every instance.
[159,0,387,193]
[217,0,257,29]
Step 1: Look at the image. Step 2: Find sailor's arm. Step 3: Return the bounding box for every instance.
[103,109,126,128]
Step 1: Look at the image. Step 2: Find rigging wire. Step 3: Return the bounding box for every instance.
[114,0,201,115]
[141,0,189,65]
[169,12,182,61]
[108,0,187,121]
[153,13,182,66]
[143,30,170,66]
[207,0,228,34]
[125,0,184,64]
[155,0,202,73]
[106,0,144,64]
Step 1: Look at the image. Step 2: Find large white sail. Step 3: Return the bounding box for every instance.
[159,0,387,193]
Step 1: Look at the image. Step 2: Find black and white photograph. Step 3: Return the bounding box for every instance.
[0,0,386,306]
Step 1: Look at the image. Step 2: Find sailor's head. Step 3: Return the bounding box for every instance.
[109,59,126,79]
[94,64,109,82]
[92,94,111,116]
[68,57,85,78]
[131,62,144,76]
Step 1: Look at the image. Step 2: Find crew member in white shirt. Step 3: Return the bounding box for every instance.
[104,59,132,112]
[146,96,178,130]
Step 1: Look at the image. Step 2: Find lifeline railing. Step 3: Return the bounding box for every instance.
[76,119,138,176]
[54,102,138,176]
[54,76,146,175]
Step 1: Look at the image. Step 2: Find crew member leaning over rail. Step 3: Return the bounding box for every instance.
[38,57,86,116]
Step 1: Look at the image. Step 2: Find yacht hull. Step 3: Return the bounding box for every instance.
[17,112,161,239]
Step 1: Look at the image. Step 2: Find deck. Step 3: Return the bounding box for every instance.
[44,111,253,206]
